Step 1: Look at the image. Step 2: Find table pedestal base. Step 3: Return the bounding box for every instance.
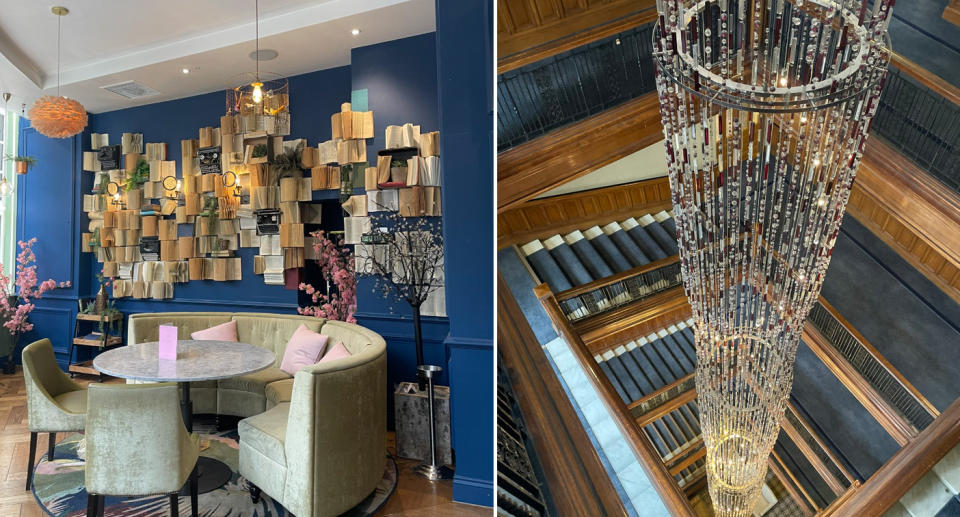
[182,457,233,495]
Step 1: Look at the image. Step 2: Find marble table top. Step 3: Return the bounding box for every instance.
[93,340,275,382]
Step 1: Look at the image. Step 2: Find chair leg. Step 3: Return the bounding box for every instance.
[86,493,97,517]
[189,467,198,517]
[169,493,179,517]
[25,432,37,491]
[249,482,261,504]
[47,432,56,461]
[96,494,105,517]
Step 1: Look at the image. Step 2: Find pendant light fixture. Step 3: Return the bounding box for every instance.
[652,0,894,514]
[29,7,87,139]
[225,0,289,128]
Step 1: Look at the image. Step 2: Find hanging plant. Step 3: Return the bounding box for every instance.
[272,147,302,178]
[4,154,37,175]
[251,144,268,158]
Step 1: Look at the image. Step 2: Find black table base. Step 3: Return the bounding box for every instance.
[179,381,234,494]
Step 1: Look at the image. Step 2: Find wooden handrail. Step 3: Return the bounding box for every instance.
[786,402,857,487]
[802,321,916,446]
[556,256,681,302]
[817,297,939,419]
[780,409,846,497]
[768,453,818,515]
[498,273,630,516]
[498,6,658,74]
[576,287,690,354]
[666,439,706,476]
[497,92,662,211]
[535,283,697,516]
[889,52,960,108]
[829,397,960,516]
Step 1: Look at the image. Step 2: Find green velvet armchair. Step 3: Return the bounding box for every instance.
[238,321,387,517]
[85,383,199,517]
[21,338,87,490]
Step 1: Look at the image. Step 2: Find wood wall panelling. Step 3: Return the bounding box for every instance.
[497,93,663,212]
[498,176,672,248]
[498,0,654,59]
[497,274,629,517]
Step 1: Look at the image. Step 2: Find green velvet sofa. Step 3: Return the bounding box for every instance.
[128,311,388,515]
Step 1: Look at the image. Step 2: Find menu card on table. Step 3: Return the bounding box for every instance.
[159,324,178,360]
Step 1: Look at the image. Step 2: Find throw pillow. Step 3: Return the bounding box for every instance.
[280,324,330,375]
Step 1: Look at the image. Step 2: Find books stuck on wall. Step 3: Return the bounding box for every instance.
[385,123,420,149]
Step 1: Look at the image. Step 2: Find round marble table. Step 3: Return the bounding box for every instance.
[94,340,275,493]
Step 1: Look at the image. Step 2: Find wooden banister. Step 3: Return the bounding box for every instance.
[497,92,662,211]
[785,403,857,487]
[817,298,939,419]
[498,273,630,516]
[576,287,690,354]
[556,256,681,302]
[535,283,697,517]
[768,453,817,516]
[829,397,960,517]
[802,321,916,446]
[889,52,960,108]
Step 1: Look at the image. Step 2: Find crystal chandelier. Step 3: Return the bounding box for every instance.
[29,7,87,139]
[652,0,894,514]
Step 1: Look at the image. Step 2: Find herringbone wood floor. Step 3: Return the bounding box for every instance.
[0,368,489,517]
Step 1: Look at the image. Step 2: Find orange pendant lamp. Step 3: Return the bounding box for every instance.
[29,7,87,139]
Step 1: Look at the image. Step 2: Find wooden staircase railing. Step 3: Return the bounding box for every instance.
[803,297,939,446]
[498,273,630,516]
[535,283,698,516]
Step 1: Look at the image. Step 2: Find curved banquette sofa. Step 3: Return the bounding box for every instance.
[128,312,387,517]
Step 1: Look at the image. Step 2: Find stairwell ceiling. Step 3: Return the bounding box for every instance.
[0,0,435,114]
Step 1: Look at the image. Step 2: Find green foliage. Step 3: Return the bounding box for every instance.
[272,147,302,177]
[252,144,268,158]
[123,158,150,191]
[391,160,406,168]
[4,154,37,167]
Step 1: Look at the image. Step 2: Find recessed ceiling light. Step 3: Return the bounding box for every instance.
[181,68,190,74]
[249,49,279,61]
[351,28,361,36]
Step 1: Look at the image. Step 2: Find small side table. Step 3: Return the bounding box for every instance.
[68,312,124,380]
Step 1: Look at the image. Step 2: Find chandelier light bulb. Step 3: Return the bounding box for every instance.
[251,82,263,103]
[0,178,10,197]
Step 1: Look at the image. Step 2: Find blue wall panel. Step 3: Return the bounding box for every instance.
[436,0,495,505]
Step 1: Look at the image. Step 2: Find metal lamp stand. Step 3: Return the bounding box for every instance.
[414,364,454,480]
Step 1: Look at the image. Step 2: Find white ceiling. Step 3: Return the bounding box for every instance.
[0,0,435,114]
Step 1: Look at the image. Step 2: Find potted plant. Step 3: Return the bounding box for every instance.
[0,238,71,374]
[123,158,150,191]
[4,154,37,175]
[297,230,357,323]
[390,159,407,183]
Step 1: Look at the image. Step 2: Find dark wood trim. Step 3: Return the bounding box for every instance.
[786,402,857,487]
[682,472,708,498]
[802,322,916,446]
[666,439,705,476]
[575,287,690,354]
[829,397,960,517]
[945,0,960,26]
[780,410,846,497]
[497,93,663,212]
[770,451,820,514]
[498,6,657,74]
[631,376,697,428]
[497,177,673,249]
[817,298,939,419]
[497,273,630,517]
[557,256,680,302]
[535,284,698,516]
[890,52,960,107]
[498,0,653,60]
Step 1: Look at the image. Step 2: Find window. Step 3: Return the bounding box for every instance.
[0,107,17,279]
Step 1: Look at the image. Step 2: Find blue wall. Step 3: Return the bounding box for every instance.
[436,0,495,506]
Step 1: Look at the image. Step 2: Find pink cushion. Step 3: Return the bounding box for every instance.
[319,341,352,363]
[280,324,329,375]
[190,320,238,342]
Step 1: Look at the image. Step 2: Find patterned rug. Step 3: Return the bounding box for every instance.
[31,432,398,517]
